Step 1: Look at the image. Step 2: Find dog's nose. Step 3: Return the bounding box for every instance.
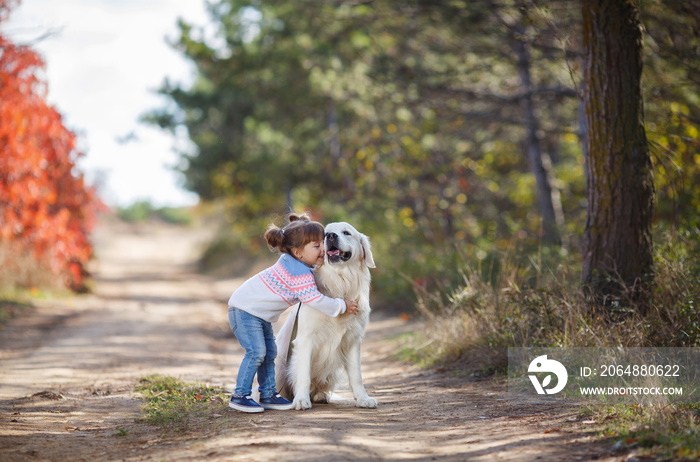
[326,232,338,241]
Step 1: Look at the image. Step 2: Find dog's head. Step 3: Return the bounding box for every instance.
[323,222,376,269]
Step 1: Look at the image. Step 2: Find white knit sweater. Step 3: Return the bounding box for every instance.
[228,253,346,322]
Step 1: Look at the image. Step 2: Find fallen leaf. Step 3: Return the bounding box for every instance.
[195,393,202,401]
[544,428,560,434]
[65,426,79,431]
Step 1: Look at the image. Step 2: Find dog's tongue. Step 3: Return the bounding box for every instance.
[327,250,341,256]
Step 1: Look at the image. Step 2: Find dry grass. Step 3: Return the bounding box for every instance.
[0,241,59,293]
[404,230,699,371]
[398,229,700,457]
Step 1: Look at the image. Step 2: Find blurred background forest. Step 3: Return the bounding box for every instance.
[143,0,700,321]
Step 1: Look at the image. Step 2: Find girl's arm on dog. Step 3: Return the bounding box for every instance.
[293,278,347,317]
[302,294,347,317]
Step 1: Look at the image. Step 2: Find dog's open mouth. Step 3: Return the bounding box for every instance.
[326,245,352,263]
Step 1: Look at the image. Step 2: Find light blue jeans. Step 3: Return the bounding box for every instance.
[228,307,277,399]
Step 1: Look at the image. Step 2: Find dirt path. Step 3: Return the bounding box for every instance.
[0,220,617,461]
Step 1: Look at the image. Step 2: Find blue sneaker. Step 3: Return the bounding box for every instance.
[229,395,264,413]
[259,393,294,410]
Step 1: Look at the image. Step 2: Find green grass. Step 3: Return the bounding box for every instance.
[0,301,14,327]
[0,297,35,328]
[135,375,235,431]
[587,404,700,460]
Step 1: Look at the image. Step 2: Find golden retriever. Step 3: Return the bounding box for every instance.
[275,222,377,410]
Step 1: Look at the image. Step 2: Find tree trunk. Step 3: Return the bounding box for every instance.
[580,0,655,310]
[326,103,355,197]
[514,21,563,245]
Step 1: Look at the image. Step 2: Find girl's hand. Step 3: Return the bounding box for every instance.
[344,299,359,315]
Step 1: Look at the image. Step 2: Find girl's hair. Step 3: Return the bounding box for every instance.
[264,213,324,255]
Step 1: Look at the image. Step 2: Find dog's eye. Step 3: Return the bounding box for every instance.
[343,231,351,236]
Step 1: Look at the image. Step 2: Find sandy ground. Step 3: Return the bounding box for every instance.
[0,219,623,461]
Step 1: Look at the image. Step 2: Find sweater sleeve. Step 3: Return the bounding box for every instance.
[289,267,346,317]
[302,291,346,317]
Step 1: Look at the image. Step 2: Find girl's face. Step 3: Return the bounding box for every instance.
[294,240,325,267]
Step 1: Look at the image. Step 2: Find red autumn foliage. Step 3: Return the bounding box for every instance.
[1,1,101,291]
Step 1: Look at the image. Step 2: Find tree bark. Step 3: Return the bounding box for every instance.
[580,0,655,310]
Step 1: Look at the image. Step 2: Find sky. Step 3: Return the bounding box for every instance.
[2,0,211,207]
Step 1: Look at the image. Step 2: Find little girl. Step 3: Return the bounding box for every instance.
[227,213,359,413]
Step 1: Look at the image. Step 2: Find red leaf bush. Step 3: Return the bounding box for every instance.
[1,1,101,291]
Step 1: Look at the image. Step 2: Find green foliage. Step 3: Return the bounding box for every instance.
[144,0,586,297]
[118,201,154,223]
[118,201,194,225]
[159,207,195,226]
[145,0,698,307]
[135,375,230,431]
[642,0,700,231]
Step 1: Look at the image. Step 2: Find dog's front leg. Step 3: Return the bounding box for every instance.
[345,341,377,408]
[290,340,313,410]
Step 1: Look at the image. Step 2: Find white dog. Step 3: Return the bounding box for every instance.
[275,222,377,410]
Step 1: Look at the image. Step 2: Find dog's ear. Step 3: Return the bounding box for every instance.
[360,234,376,268]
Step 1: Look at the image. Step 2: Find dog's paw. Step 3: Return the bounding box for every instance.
[293,396,312,410]
[356,396,377,408]
[311,391,330,404]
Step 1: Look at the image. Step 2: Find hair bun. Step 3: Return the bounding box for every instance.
[288,212,311,223]
[264,225,285,250]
